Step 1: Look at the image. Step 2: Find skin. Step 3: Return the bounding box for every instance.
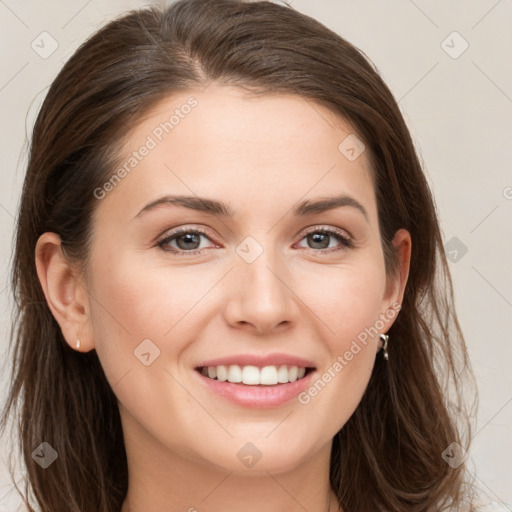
[35,84,411,512]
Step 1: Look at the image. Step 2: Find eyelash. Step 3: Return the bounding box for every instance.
[156,225,354,256]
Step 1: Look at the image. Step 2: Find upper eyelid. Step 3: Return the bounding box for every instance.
[158,224,351,239]
[300,225,352,239]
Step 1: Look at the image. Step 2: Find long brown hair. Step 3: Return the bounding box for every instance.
[1,1,478,510]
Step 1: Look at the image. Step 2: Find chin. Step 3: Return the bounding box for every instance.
[192,438,319,476]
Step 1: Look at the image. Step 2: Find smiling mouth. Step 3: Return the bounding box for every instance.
[196,364,315,386]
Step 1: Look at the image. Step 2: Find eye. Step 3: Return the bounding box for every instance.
[295,226,353,254]
[157,228,215,255]
[156,225,354,256]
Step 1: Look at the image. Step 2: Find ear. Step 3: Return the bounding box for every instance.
[35,232,93,352]
[379,228,411,329]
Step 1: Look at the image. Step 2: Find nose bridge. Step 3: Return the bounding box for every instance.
[225,235,297,332]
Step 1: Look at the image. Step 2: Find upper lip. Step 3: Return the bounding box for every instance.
[195,353,316,369]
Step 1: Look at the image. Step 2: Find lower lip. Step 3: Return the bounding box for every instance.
[195,370,315,408]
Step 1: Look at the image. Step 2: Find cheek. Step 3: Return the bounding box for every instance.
[90,253,204,345]
[87,254,208,446]
[87,249,228,396]
[295,259,385,416]
[86,252,179,391]
[296,256,386,345]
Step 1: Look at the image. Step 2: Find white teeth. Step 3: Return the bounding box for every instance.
[260,366,278,385]
[242,365,260,385]
[277,365,289,383]
[227,365,242,383]
[216,365,228,382]
[201,364,309,385]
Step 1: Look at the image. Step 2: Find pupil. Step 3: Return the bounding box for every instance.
[310,232,328,249]
[178,233,200,250]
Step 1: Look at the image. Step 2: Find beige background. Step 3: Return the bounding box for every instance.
[1,0,511,509]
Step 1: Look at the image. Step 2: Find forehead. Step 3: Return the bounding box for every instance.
[95,84,377,225]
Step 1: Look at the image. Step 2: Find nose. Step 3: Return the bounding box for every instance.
[223,245,300,335]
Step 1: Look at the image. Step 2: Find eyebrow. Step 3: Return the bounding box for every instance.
[133,194,369,223]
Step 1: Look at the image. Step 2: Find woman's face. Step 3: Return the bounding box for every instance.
[82,84,410,474]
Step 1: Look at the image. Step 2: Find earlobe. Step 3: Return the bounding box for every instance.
[35,232,92,352]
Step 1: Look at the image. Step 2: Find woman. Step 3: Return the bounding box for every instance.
[0,0,497,510]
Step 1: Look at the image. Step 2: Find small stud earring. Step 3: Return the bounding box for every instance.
[76,339,81,350]
[379,333,389,360]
